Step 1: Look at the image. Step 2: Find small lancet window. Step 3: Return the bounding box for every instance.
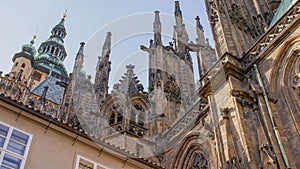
[130,111,137,123]
[109,111,123,125]
[50,47,55,54]
[117,113,123,123]
[109,113,115,125]
[21,63,26,68]
[138,113,145,126]
[55,48,59,56]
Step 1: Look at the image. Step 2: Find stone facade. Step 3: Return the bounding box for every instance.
[0,1,300,169]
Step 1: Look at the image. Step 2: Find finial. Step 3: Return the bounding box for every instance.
[174,1,183,22]
[195,16,203,31]
[102,32,112,50]
[126,64,135,71]
[175,1,181,13]
[154,11,160,22]
[62,9,67,19]
[30,34,37,45]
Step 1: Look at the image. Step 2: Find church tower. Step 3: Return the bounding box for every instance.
[11,35,37,81]
[9,13,69,89]
[204,0,274,58]
[140,2,197,135]
[173,1,193,71]
[94,32,112,106]
[194,16,217,78]
[33,13,69,83]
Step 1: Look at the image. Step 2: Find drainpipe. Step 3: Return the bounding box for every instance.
[254,64,291,169]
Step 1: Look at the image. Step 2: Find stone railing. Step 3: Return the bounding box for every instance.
[127,120,147,137]
[158,98,208,142]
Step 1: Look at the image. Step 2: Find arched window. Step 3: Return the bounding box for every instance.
[109,108,123,126]
[21,63,26,68]
[293,57,300,100]
[50,47,55,54]
[134,104,143,111]
[191,153,209,169]
[117,113,123,123]
[55,48,59,56]
[109,113,115,125]
[130,111,137,123]
[138,113,145,126]
[15,62,19,67]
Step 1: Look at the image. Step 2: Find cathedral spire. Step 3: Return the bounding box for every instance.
[173,1,189,54]
[73,42,85,77]
[102,31,111,49]
[195,16,203,32]
[195,16,205,46]
[153,11,162,47]
[34,13,69,80]
[174,1,183,26]
[95,32,112,106]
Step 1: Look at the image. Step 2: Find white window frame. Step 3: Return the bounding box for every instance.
[0,121,32,169]
[75,154,111,169]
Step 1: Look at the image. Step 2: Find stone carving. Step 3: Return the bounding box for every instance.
[164,75,181,103]
[208,0,219,25]
[228,3,258,39]
[260,143,277,168]
[226,156,242,169]
[243,1,300,66]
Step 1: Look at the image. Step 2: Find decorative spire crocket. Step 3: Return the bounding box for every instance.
[95,32,112,106]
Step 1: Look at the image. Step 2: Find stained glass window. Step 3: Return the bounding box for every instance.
[191,153,209,169]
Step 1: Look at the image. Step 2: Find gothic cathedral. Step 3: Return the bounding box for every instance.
[1,1,300,169]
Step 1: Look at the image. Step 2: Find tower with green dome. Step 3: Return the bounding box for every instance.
[11,35,37,81]
[10,13,69,89]
[33,13,69,80]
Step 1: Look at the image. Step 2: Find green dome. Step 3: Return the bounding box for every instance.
[12,36,37,62]
[21,43,36,56]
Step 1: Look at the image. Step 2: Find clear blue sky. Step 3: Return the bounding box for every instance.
[0,0,212,90]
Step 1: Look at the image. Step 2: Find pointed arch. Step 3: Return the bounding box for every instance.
[109,112,115,125]
[173,133,210,169]
[269,36,300,131]
[268,36,300,167]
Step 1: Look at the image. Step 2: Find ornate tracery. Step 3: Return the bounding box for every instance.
[190,152,209,169]
[293,53,300,100]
